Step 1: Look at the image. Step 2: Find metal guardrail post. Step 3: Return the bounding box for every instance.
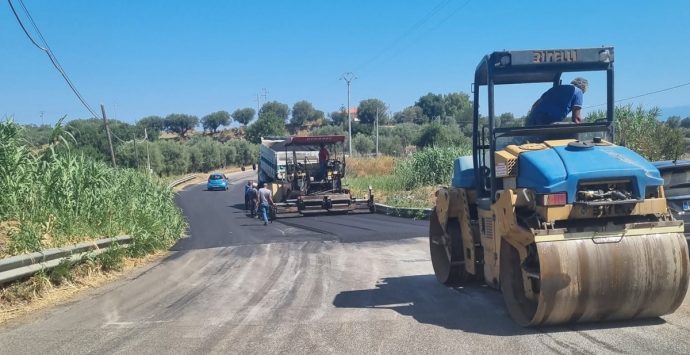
[168,174,197,188]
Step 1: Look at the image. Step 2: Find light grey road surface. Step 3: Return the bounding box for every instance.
[2,173,690,354]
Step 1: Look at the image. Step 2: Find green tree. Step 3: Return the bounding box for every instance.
[496,112,523,128]
[681,117,690,129]
[357,99,388,125]
[231,108,256,126]
[415,93,445,122]
[164,114,199,138]
[190,137,223,171]
[386,123,421,148]
[329,110,349,126]
[21,123,54,146]
[654,124,685,161]
[156,140,189,175]
[259,101,290,121]
[588,104,686,161]
[136,116,164,140]
[311,125,346,136]
[444,92,472,123]
[415,122,469,148]
[66,118,132,161]
[393,106,425,124]
[291,100,321,126]
[378,135,403,156]
[222,144,237,166]
[244,113,287,144]
[201,111,231,133]
[665,115,682,129]
[352,133,374,155]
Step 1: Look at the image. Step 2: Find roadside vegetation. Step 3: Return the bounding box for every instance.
[345,146,470,208]
[0,119,186,310]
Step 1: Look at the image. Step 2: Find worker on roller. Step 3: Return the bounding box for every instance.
[318,143,330,180]
[526,77,588,126]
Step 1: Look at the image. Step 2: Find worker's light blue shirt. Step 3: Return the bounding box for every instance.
[527,85,583,125]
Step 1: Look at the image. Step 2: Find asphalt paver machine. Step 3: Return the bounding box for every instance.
[262,135,374,218]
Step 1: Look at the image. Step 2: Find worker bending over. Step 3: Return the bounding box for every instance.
[526,77,588,126]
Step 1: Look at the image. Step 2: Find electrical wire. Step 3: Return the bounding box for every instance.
[585,81,690,109]
[375,0,473,72]
[8,0,102,119]
[354,0,452,73]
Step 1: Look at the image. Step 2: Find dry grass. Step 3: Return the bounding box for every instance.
[346,156,397,178]
[0,251,168,324]
[0,221,20,258]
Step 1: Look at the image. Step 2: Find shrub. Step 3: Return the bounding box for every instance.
[396,145,471,189]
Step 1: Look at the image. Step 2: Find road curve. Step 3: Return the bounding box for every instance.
[2,171,690,354]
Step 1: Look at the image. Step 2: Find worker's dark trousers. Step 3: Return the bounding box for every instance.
[245,196,250,210]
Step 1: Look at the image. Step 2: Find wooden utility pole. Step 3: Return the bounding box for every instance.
[101,104,116,168]
[375,107,379,157]
[133,132,139,169]
[145,128,152,174]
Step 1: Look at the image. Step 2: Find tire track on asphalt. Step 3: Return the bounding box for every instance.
[202,242,294,351]
[94,246,250,354]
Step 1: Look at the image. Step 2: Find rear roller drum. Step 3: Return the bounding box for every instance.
[429,208,469,285]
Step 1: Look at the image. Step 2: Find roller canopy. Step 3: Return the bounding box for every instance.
[474,47,614,86]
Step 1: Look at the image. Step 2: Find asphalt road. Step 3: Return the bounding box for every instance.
[2,171,690,354]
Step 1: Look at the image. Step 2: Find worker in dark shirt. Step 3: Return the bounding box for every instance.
[318,143,329,180]
[244,180,253,211]
[526,77,588,126]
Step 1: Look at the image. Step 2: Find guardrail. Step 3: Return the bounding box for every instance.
[374,203,432,220]
[0,236,132,285]
[0,173,196,286]
[168,174,196,188]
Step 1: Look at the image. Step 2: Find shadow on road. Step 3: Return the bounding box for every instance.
[332,274,665,336]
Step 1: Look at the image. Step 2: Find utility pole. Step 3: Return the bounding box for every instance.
[145,128,151,175]
[340,72,356,156]
[101,104,116,168]
[132,132,139,169]
[256,88,269,116]
[375,107,379,157]
[40,110,44,126]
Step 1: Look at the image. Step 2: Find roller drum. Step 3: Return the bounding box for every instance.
[501,232,690,326]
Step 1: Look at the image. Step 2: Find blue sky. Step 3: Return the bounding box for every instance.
[2,0,690,125]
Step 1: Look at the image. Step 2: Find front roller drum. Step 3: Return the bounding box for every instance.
[429,208,470,285]
[501,232,690,326]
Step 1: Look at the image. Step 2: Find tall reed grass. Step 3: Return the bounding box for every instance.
[345,145,471,207]
[0,119,185,257]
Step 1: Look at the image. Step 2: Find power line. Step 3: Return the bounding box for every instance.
[411,0,472,43]
[379,0,472,70]
[8,0,102,119]
[354,0,452,73]
[585,81,690,109]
